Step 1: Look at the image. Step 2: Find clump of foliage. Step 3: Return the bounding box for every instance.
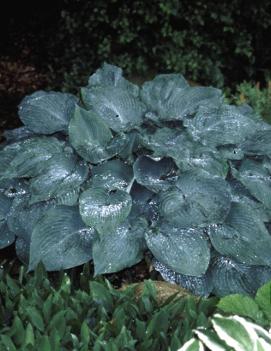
[233,81,271,124]
[1,263,271,351]
[1,63,271,297]
[0,263,218,351]
[49,0,271,90]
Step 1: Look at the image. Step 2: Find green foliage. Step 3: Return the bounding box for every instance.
[48,0,271,91]
[1,264,271,350]
[0,263,218,351]
[2,63,271,298]
[180,280,271,350]
[232,81,271,123]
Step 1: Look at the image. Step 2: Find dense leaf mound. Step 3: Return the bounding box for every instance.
[1,63,271,297]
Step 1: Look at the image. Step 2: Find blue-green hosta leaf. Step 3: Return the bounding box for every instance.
[208,202,271,266]
[129,182,159,224]
[3,127,35,142]
[7,195,55,242]
[217,144,244,160]
[88,62,139,96]
[141,128,228,177]
[175,146,229,178]
[0,179,28,198]
[0,193,14,248]
[140,127,189,159]
[210,255,265,296]
[29,153,88,204]
[231,159,271,209]
[0,136,66,179]
[69,105,126,163]
[29,206,95,271]
[185,104,258,147]
[153,259,213,297]
[140,74,189,121]
[0,223,15,249]
[18,91,77,134]
[229,179,271,222]
[133,156,178,193]
[92,218,147,275]
[81,86,145,132]
[159,172,231,228]
[79,188,132,234]
[91,159,133,191]
[161,86,222,121]
[145,222,210,276]
[15,237,29,264]
[241,130,271,156]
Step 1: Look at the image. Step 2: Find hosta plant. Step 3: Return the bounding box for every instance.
[1,63,271,297]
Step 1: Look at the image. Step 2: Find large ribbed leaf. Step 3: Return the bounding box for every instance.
[129,182,159,224]
[140,127,189,159]
[153,259,213,297]
[69,105,127,163]
[18,91,77,134]
[185,104,258,147]
[3,127,35,142]
[81,86,145,132]
[29,152,88,204]
[211,256,267,297]
[175,146,229,178]
[145,222,210,276]
[29,206,95,271]
[241,130,271,156]
[141,128,228,177]
[91,159,133,191]
[140,74,188,122]
[88,62,139,96]
[0,223,15,249]
[232,159,271,209]
[133,156,177,193]
[217,144,244,160]
[229,179,271,222]
[7,195,55,242]
[141,75,221,121]
[208,202,271,266]
[0,179,28,198]
[0,193,14,248]
[79,188,132,234]
[0,137,66,179]
[159,172,231,228]
[92,218,147,275]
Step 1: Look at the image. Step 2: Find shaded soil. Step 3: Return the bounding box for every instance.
[0,244,159,289]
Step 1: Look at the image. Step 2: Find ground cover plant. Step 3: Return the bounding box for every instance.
[1,263,271,351]
[1,63,271,297]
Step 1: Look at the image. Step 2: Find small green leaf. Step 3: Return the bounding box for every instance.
[24,323,35,347]
[90,281,113,311]
[48,311,66,339]
[38,335,51,351]
[80,320,90,345]
[255,281,271,322]
[25,307,45,332]
[9,315,25,345]
[217,294,266,325]
[179,338,205,351]
[0,335,17,351]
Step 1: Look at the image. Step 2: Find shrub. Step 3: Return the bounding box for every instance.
[49,0,271,90]
[1,63,271,297]
[233,81,271,124]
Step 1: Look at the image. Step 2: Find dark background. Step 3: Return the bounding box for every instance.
[1,0,271,131]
